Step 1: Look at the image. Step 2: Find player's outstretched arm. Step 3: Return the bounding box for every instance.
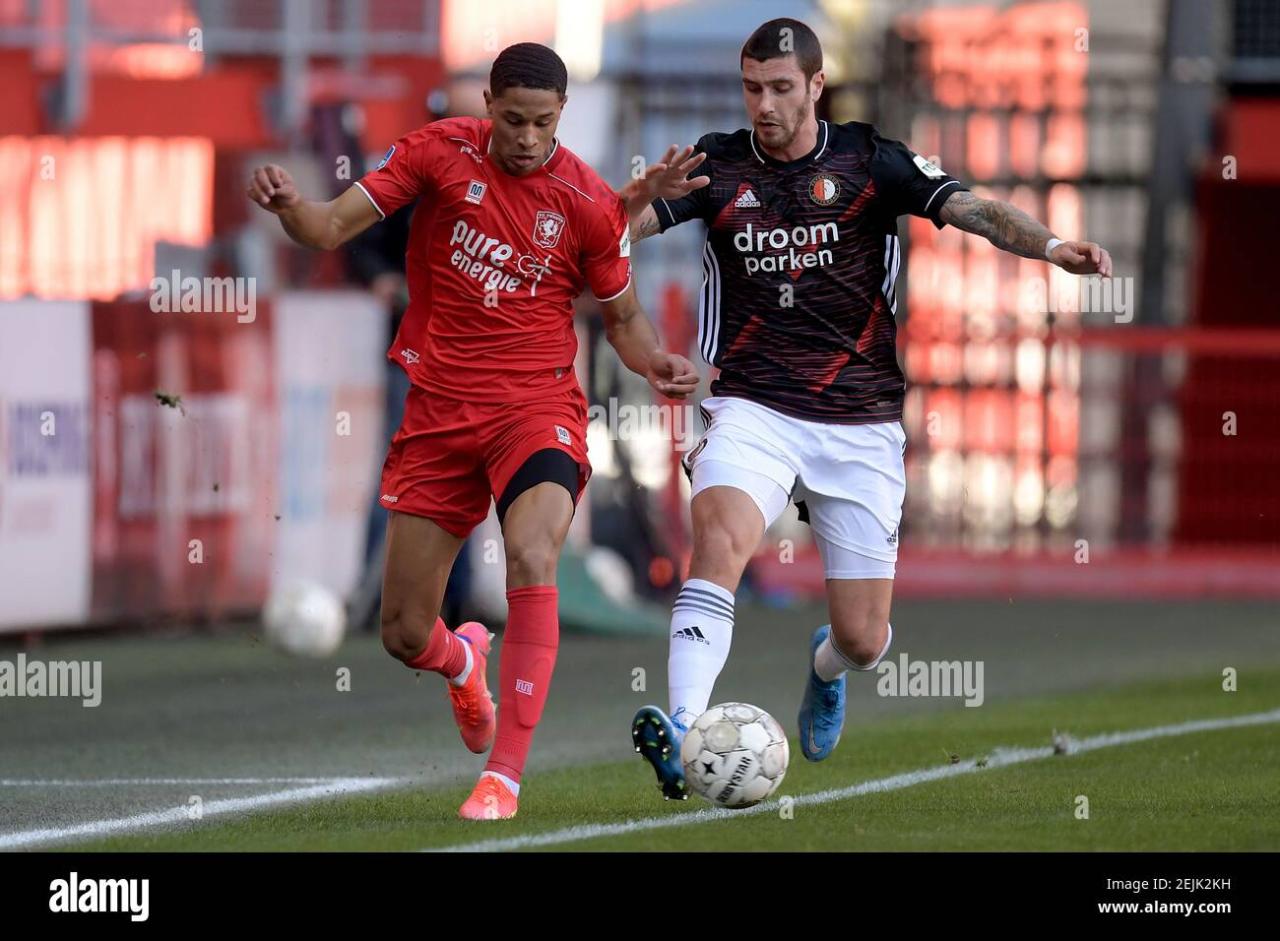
[246,164,381,251]
[600,282,699,399]
[938,190,1113,276]
[617,145,709,242]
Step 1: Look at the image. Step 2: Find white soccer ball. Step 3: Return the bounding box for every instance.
[681,702,790,808]
[262,580,347,658]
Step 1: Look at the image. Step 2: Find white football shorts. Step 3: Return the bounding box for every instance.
[682,395,907,580]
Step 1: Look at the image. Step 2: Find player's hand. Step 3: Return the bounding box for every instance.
[639,146,710,202]
[647,351,699,399]
[246,164,301,214]
[1050,240,1113,277]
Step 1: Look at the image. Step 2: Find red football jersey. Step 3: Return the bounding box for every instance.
[355,116,632,402]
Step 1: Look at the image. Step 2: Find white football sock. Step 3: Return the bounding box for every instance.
[449,639,474,687]
[480,770,520,796]
[667,578,735,727]
[814,622,893,682]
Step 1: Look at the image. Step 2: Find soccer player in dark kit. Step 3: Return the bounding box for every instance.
[621,17,1111,800]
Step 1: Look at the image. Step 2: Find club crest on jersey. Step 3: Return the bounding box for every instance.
[375,144,395,170]
[808,173,840,206]
[533,210,566,249]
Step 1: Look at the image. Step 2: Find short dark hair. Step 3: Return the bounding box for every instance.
[740,17,823,81]
[489,43,568,98]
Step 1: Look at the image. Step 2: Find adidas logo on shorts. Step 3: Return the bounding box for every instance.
[672,626,710,645]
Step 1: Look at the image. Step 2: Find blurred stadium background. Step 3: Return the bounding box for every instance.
[0,0,1277,850]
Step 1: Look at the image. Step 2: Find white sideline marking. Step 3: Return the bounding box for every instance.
[435,707,1280,853]
[0,777,402,850]
[0,777,340,787]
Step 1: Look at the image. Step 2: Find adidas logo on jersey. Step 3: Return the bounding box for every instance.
[734,188,761,208]
[673,626,709,645]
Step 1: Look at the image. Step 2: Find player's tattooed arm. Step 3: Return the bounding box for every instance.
[938,191,1051,257]
[939,191,1113,275]
[601,283,700,398]
[630,206,663,242]
[247,164,380,250]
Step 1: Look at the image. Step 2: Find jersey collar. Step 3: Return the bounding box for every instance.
[482,122,566,176]
[750,119,829,169]
[540,137,564,172]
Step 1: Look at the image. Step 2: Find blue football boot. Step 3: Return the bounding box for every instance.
[631,705,690,800]
[798,624,847,761]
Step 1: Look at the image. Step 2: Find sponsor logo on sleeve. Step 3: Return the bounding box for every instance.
[375,145,395,170]
[912,153,946,179]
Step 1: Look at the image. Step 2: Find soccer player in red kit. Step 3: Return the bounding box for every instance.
[247,43,702,819]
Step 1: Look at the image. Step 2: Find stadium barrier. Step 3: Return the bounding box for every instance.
[0,292,384,632]
[7,302,1278,632]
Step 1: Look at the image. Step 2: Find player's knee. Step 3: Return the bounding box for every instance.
[505,539,559,587]
[831,610,891,666]
[691,520,754,579]
[841,631,888,668]
[379,609,424,662]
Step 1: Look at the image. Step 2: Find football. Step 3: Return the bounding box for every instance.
[681,702,790,808]
[262,580,347,658]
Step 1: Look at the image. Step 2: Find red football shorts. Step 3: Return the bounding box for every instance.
[379,383,592,537]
